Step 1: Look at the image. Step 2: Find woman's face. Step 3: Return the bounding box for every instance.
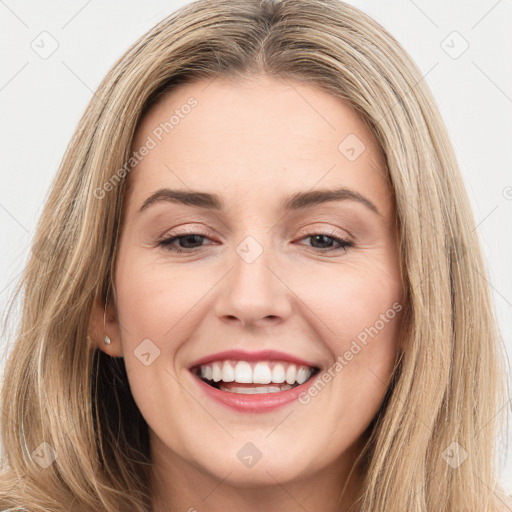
[97,74,403,488]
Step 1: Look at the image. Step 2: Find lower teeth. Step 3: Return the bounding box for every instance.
[217,383,293,394]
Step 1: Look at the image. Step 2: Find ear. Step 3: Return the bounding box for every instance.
[88,292,124,357]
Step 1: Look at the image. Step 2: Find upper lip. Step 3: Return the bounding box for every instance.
[188,349,321,369]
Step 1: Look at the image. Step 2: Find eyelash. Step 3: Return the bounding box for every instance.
[157,230,354,254]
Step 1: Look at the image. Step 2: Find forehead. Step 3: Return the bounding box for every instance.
[127,75,390,214]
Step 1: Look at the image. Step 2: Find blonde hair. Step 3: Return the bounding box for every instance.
[1,0,510,510]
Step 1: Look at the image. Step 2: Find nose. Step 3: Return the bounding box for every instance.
[213,241,293,328]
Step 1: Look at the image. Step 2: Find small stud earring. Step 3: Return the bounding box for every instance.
[103,289,111,346]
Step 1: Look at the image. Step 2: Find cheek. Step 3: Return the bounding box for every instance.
[115,240,403,368]
[291,267,402,450]
[110,237,404,476]
[289,250,403,419]
[112,254,207,440]
[295,254,403,353]
[114,253,216,354]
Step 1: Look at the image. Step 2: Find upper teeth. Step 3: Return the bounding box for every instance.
[198,360,314,385]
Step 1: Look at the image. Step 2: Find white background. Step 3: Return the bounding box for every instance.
[0,0,511,493]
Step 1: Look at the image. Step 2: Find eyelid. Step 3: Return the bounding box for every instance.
[157,225,354,256]
[160,224,351,243]
[159,224,215,238]
[295,224,352,241]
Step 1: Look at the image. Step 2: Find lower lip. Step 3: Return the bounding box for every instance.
[191,372,318,413]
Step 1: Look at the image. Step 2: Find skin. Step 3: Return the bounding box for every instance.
[90,73,404,512]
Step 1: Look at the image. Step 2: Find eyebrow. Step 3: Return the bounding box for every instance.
[139,187,381,216]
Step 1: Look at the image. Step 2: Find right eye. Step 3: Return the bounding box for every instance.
[158,233,213,253]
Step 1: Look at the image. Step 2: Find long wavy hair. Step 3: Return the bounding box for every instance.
[1,0,510,510]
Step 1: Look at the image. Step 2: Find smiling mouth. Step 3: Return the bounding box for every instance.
[192,360,320,394]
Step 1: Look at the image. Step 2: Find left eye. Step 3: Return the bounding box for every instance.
[301,233,353,252]
[157,232,353,253]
